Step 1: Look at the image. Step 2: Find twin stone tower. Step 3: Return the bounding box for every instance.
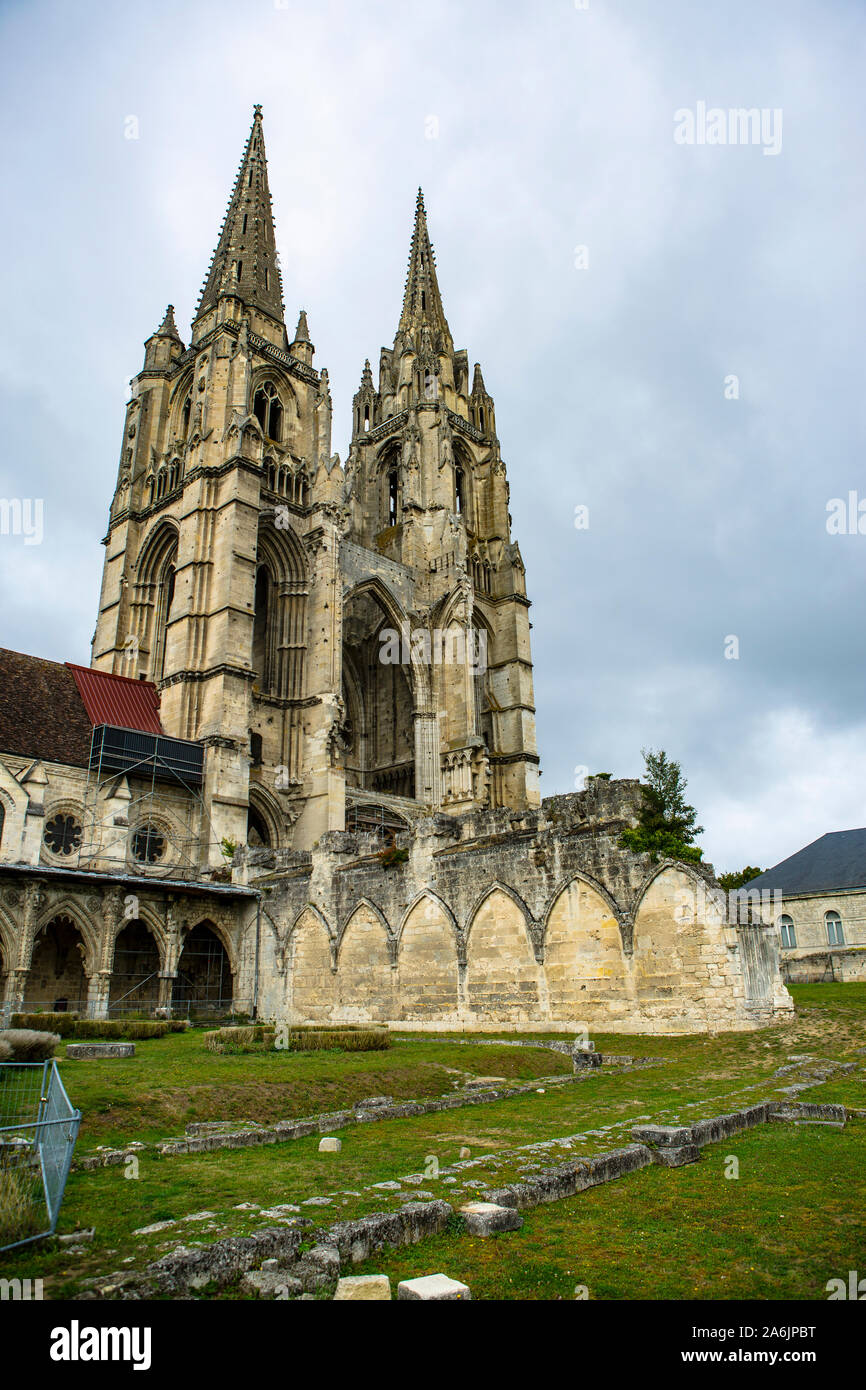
[74,108,792,1032]
[93,107,540,859]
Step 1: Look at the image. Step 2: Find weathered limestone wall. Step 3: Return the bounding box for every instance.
[239,780,794,1034]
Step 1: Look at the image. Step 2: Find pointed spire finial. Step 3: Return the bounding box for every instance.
[194,108,284,327]
[157,304,181,341]
[397,188,451,344]
[293,308,310,343]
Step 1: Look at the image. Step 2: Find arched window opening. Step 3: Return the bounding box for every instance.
[364,404,370,432]
[253,382,282,442]
[236,259,243,281]
[172,922,232,1016]
[455,468,465,515]
[421,291,426,311]
[109,921,160,1013]
[264,266,269,290]
[250,730,263,766]
[252,567,270,685]
[479,406,485,432]
[155,562,176,680]
[779,914,796,949]
[247,806,269,847]
[826,910,844,946]
[242,213,248,234]
[24,915,87,1012]
[181,393,191,440]
[388,470,399,526]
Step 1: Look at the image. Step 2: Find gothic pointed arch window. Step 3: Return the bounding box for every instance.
[455,467,465,516]
[137,524,179,682]
[388,469,399,526]
[181,393,191,440]
[154,562,176,679]
[252,566,270,686]
[253,382,282,442]
[247,805,269,847]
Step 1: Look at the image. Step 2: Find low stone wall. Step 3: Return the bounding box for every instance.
[781,946,866,984]
[82,1096,846,1300]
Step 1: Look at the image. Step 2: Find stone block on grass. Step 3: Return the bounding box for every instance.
[649,1144,701,1167]
[459,1202,523,1236]
[66,1042,134,1060]
[319,1136,342,1152]
[397,1273,471,1301]
[334,1275,391,1301]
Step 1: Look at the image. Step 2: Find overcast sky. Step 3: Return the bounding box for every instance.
[0,0,864,874]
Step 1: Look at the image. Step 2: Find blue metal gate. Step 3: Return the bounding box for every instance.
[0,1061,81,1252]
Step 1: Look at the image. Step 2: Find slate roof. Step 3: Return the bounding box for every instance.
[745,829,866,895]
[0,648,163,769]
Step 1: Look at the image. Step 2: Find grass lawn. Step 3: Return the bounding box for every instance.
[349,1121,866,1300]
[0,981,863,1299]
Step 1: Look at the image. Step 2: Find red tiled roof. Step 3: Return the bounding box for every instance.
[66,664,163,736]
[0,650,93,766]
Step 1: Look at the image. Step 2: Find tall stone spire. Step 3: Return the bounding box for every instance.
[397,189,451,344]
[194,106,285,327]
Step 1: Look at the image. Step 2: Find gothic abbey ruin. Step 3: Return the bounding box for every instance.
[0,109,791,1033]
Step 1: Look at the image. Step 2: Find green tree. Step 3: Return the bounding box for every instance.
[717,866,764,893]
[620,748,704,864]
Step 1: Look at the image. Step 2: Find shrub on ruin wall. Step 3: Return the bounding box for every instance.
[10,1016,179,1041]
[0,1029,61,1062]
[203,1024,390,1053]
[205,1026,276,1054]
[289,1028,390,1052]
[11,1012,79,1036]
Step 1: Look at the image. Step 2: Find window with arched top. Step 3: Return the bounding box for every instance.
[825,910,844,946]
[252,567,270,685]
[181,393,191,440]
[455,468,465,515]
[778,914,796,949]
[247,805,270,848]
[253,382,283,442]
[388,470,399,526]
[154,562,176,680]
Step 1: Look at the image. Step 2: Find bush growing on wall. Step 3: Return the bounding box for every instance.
[204,1024,391,1053]
[0,1029,61,1062]
[11,1016,189,1040]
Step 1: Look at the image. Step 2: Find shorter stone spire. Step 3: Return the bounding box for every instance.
[157,304,182,342]
[143,304,184,371]
[293,309,311,343]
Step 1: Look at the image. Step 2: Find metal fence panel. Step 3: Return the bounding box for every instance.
[0,1061,81,1252]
